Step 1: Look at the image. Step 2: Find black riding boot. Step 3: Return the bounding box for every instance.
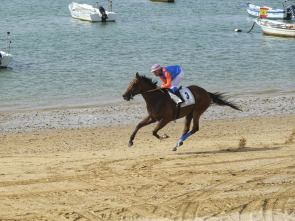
[174,89,185,104]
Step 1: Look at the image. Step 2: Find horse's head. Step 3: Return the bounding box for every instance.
[122,72,141,101]
[123,72,158,101]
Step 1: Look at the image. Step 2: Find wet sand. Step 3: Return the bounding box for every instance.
[0,96,295,220]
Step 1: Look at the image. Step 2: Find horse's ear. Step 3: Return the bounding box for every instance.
[136,72,139,78]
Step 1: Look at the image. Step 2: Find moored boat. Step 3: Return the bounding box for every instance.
[68,2,116,22]
[0,51,13,68]
[255,18,295,37]
[246,2,295,20]
[0,32,13,68]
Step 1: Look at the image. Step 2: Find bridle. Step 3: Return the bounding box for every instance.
[128,77,163,95]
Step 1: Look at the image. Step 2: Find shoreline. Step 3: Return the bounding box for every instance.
[1,89,294,114]
[1,94,294,134]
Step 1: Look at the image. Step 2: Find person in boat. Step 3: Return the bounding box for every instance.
[151,64,185,104]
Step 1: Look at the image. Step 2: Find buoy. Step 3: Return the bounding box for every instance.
[235,29,242,32]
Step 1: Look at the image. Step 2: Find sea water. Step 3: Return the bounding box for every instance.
[0,0,294,112]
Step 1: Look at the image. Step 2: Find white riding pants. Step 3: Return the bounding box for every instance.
[170,70,184,89]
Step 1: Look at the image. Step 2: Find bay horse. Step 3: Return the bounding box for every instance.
[122,72,241,151]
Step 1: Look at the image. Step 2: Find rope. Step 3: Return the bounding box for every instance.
[247,22,256,33]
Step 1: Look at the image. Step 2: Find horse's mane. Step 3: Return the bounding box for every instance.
[138,74,158,89]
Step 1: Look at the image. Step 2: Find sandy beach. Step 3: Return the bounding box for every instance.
[0,97,295,220]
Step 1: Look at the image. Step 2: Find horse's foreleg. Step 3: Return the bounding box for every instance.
[152,119,170,140]
[129,116,156,147]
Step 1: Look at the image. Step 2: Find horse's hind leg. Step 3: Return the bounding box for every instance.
[173,113,200,151]
[190,111,201,135]
[173,113,193,150]
[182,112,193,135]
[173,90,211,151]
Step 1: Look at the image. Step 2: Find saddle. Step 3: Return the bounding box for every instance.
[167,87,195,107]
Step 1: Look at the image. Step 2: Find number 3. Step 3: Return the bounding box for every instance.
[185,92,190,99]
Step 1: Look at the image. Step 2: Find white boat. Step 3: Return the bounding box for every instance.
[246,2,295,20]
[0,51,13,68]
[255,18,295,37]
[0,32,13,68]
[69,2,116,22]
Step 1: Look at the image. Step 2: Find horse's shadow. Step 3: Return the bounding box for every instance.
[176,146,281,155]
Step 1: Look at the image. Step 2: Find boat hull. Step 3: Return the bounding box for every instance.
[69,3,116,22]
[246,3,291,20]
[255,19,295,37]
[0,51,13,68]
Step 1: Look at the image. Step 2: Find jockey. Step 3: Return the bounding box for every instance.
[151,64,184,103]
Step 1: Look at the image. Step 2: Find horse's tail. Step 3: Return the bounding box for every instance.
[209,92,242,111]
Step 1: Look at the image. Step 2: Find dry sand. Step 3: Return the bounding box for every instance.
[0,102,295,221]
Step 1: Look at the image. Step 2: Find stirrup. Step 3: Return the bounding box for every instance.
[171,86,182,93]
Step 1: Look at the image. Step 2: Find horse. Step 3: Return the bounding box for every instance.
[122,72,241,151]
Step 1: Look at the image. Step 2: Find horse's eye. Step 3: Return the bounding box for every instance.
[132,83,138,89]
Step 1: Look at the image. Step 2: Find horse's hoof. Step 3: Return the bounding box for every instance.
[128,142,133,147]
[172,146,177,151]
[159,134,169,140]
[176,139,183,147]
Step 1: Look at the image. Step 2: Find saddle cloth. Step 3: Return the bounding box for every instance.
[168,87,195,107]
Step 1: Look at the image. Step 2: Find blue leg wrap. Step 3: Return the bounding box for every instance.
[175,132,192,147]
[181,132,192,141]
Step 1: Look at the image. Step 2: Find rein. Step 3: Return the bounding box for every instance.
[130,76,164,94]
[142,88,164,94]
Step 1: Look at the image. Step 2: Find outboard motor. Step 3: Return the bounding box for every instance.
[286,5,295,19]
[99,6,108,22]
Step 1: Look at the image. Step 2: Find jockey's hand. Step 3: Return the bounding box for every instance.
[156,86,162,90]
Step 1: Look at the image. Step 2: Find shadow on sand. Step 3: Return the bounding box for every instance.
[176,146,282,156]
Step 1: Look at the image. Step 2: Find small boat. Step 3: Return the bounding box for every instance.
[245,2,295,20]
[68,2,116,22]
[0,51,13,68]
[0,32,13,68]
[255,18,295,37]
